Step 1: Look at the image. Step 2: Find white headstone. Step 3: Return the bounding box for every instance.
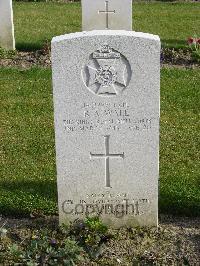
[0,0,15,50]
[82,0,132,31]
[52,30,160,227]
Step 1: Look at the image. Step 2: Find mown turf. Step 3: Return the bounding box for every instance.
[0,67,199,216]
[13,2,200,51]
[160,68,200,216]
[0,68,57,215]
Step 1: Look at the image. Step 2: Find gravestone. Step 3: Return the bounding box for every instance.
[82,0,132,30]
[52,30,160,227]
[0,0,15,50]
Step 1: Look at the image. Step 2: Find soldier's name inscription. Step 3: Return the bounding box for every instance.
[63,102,157,133]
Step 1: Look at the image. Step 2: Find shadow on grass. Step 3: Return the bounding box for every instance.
[16,42,44,52]
[0,179,57,217]
[0,179,199,218]
[162,39,188,49]
[16,40,189,53]
[159,192,200,217]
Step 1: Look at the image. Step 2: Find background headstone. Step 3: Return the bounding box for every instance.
[0,0,15,50]
[82,0,132,31]
[52,30,160,227]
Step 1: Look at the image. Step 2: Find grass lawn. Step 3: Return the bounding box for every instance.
[0,68,57,215]
[13,2,200,51]
[160,68,200,216]
[0,67,199,217]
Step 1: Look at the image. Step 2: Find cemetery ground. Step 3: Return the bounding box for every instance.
[0,1,200,265]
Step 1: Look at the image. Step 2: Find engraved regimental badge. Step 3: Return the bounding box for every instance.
[82,44,132,96]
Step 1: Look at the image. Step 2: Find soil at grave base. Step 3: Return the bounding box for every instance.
[0,50,51,69]
[0,214,199,265]
[0,48,199,69]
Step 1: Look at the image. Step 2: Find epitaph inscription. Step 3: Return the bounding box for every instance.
[82,44,131,96]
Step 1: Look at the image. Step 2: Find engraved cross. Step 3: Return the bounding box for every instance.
[98,1,116,29]
[90,135,124,188]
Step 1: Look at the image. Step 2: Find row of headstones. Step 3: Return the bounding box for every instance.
[1,0,160,228]
[0,0,132,50]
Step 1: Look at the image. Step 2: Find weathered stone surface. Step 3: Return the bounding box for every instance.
[52,30,160,227]
[82,0,132,31]
[0,0,15,50]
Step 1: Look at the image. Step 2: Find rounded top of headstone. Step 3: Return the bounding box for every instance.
[52,30,160,44]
